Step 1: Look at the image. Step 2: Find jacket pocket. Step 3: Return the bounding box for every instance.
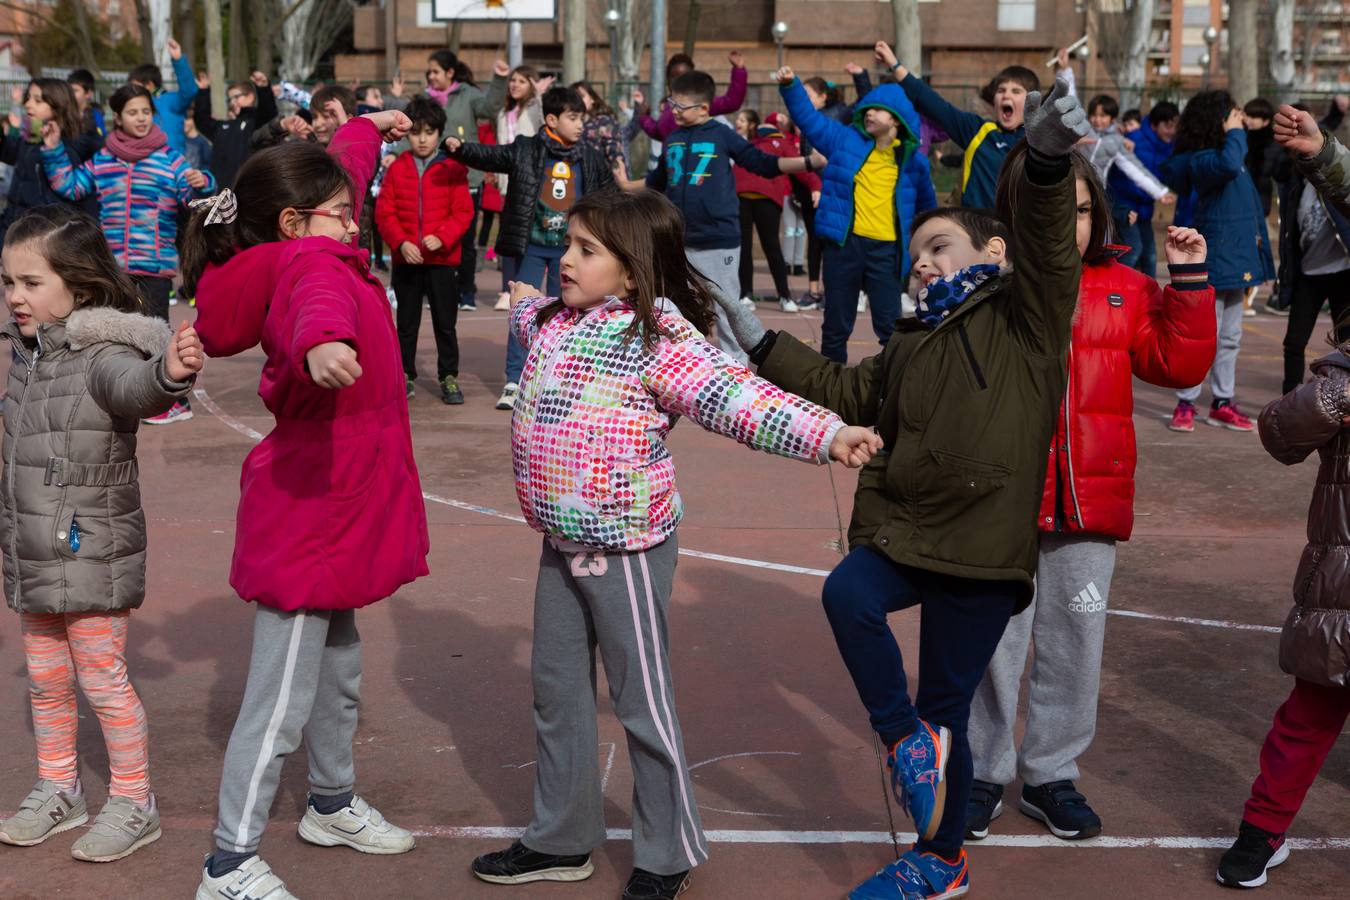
[956,324,988,390]
[52,509,111,562]
[929,448,1011,493]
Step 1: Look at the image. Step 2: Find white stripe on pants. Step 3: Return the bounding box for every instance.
[1178,288,1246,403]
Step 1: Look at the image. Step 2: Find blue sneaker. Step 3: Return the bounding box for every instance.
[888,720,951,841]
[849,847,969,900]
[1019,780,1102,840]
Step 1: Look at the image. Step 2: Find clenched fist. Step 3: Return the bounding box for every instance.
[306,341,363,389]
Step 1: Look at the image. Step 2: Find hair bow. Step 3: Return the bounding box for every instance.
[189,188,237,226]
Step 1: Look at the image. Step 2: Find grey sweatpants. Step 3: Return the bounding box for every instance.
[968,533,1117,787]
[686,245,749,364]
[1178,288,1246,403]
[213,606,362,853]
[523,537,707,876]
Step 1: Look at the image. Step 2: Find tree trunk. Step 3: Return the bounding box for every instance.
[254,0,273,76]
[449,20,462,56]
[681,0,699,59]
[203,0,227,119]
[228,0,246,80]
[564,0,588,83]
[69,0,103,75]
[178,0,197,67]
[133,0,155,63]
[147,0,174,82]
[890,0,920,76]
[1115,0,1153,110]
[1227,0,1259,102]
[1268,0,1296,103]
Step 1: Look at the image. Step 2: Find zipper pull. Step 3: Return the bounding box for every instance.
[69,518,80,553]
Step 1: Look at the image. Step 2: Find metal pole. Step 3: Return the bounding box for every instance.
[609,30,619,106]
[508,20,524,69]
[650,0,667,109]
[776,40,783,70]
[564,0,587,84]
[384,0,398,83]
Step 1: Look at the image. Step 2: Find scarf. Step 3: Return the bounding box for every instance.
[915,264,1000,330]
[426,82,461,107]
[105,125,168,163]
[542,126,581,162]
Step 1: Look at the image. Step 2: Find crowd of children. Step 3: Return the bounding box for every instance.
[0,30,1348,900]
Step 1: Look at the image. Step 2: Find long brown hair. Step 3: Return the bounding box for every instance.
[180,141,353,295]
[4,205,142,313]
[538,189,716,349]
[995,140,1114,266]
[504,65,539,113]
[29,78,83,145]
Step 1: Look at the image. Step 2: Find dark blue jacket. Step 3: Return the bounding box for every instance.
[1161,128,1274,291]
[646,120,783,249]
[896,73,1021,210]
[1109,119,1172,222]
[0,131,99,250]
[780,80,935,279]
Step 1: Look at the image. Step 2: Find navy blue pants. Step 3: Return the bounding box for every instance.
[821,234,902,363]
[1113,210,1157,278]
[506,244,564,384]
[822,547,1017,855]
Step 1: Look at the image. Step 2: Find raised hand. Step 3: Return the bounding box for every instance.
[829,426,884,468]
[508,279,543,307]
[1274,103,1325,157]
[390,73,404,98]
[40,120,62,150]
[1164,226,1207,265]
[631,88,645,111]
[400,241,423,264]
[1022,70,1090,158]
[728,50,745,69]
[165,321,204,381]
[250,69,269,87]
[1053,47,1070,71]
[184,168,208,190]
[493,59,511,78]
[532,74,556,94]
[325,99,350,127]
[1224,106,1245,132]
[775,66,795,86]
[361,109,411,142]
[195,71,210,90]
[843,62,864,76]
[443,135,463,153]
[167,38,182,61]
[305,341,362,389]
[422,235,443,251]
[874,41,898,70]
[281,115,313,139]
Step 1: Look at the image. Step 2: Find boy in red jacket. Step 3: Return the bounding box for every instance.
[377,94,475,404]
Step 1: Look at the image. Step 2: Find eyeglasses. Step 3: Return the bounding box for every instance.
[297,206,354,228]
[667,98,704,112]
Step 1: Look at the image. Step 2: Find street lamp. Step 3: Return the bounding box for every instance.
[772,20,789,70]
[1202,25,1218,89]
[605,8,622,107]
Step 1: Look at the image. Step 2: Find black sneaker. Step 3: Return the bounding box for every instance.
[1217,821,1289,888]
[623,868,691,899]
[440,375,464,405]
[470,840,594,885]
[964,779,1004,840]
[1019,780,1102,840]
[791,264,806,277]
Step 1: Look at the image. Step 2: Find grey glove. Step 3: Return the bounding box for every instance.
[1022,70,1090,159]
[708,285,767,353]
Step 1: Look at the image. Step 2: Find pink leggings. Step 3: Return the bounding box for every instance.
[20,611,150,805]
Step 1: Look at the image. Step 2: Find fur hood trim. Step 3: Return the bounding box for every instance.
[66,307,172,357]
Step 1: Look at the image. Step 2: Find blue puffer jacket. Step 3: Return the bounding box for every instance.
[1161,128,1274,291]
[153,55,199,157]
[781,79,935,279]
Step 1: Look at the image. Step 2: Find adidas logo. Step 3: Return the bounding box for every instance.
[1068,582,1107,614]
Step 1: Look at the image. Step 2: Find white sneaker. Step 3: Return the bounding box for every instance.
[857,291,869,313]
[739,295,757,309]
[296,795,414,855]
[196,855,298,900]
[778,297,799,313]
[494,292,511,311]
[496,382,519,411]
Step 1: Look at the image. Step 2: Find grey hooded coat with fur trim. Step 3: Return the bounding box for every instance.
[1,307,192,614]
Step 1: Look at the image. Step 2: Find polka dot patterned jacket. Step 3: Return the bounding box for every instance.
[510,294,845,551]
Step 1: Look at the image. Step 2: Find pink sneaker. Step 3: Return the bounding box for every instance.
[142,401,193,426]
[1168,402,1195,433]
[1206,402,1255,432]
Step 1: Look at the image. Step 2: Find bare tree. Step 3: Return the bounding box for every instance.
[1094,0,1155,110]
[255,0,276,77]
[891,0,921,75]
[203,0,227,119]
[615,0,651,83]
[1269,0,1296,103]
[229,0,246,79]
[177,0,196,64]
[1299,3,1321,90]
[681,0,700,58]
[278,0,355,82]
[0,0,100,72]
[1228,0,1258,102]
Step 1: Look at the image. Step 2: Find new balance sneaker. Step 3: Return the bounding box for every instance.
[471,840,594,885]
[440,375,465,405]
[963,780,1004,840]
[196,854,298,900]
[1019,780,1102,840]
[623,867,691,899]
[496,382,519,411]
[1168,401,1196,433]
[849,847,969,900]
[1217,821,1289,888]
[888,720,951,842]
[142,401,193,425]
[778,296,800,313]
[296,794,414,854]
[1207,401,1256,432]
[405,377,416,400]
[0,779,88,846]
[70,794,161,862]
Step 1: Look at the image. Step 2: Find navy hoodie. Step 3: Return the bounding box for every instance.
[646,120,784,249]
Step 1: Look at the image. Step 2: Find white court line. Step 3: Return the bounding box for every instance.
[193,386,1285,636]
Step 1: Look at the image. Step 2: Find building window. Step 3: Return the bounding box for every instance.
[997,0,1035,32]
[417,1,435,28]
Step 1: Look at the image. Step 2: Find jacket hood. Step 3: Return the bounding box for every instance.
[1312,349,1350,375]
[195,237,366,357]
[852,84,920,147]
[2,307,171,357]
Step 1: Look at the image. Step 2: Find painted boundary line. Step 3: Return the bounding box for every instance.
[193,387,1284,636]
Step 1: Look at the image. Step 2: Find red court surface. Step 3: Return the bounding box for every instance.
[2,280,1348,899]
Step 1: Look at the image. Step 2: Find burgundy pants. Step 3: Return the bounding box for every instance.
[1244,678,1350,833]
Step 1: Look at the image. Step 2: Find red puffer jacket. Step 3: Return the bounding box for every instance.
[375,150,474,267]
[1039,254,1217,540]
[733,127,821,207]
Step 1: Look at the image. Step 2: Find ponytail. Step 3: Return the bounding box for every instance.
[179,205,238,297]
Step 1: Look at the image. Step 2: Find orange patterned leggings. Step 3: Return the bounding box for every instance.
[19,611,150,805]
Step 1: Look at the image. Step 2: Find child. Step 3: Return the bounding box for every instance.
[310,85,358,147]
[446,85,616,411]
[469,187,878,900]
[66,67,106,143]
[193,72,279,188]
[491,65,549,309]
[1110,101,1180,276]
[614,70,814,364]
[376,94,474,404]
[732,108,819,312]
[185,109,427,900]
[638,51,748,140]
[779,59,937,363]
[127,37,196,156]
[0,204,201,861]
[0,79,99,249]
[1243,97,1280,217]
[964,146,1216,842]
[884,40,1037,209]
[183,111,212,174]
[1162,90,1274,433]
[1213,110,1350,891]
[1081,93,1173,221]
[714,72,1090,899]
[572,80,628,172]
[1120,108,1142,133]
